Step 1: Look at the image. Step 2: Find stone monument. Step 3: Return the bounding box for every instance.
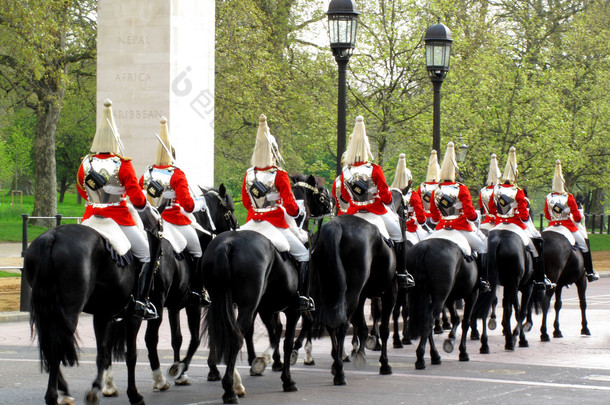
[97,0,214,187]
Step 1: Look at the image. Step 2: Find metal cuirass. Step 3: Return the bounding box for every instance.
[82,155,124,204]
[419,182,438,213]
[480,186,494,214]
[546,193,570,221]
[434,183,463,220]
[343,164,378,205]
[404,190,415,219]
[334,177,349,213]
[142,166,176,208]
[245,167,280,211]
[494,185,519,218]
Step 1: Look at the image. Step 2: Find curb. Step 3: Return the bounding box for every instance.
[0,311,29,323]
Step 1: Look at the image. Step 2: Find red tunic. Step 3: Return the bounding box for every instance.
[544,192,581,232]
[77,153,146,226]
[242,166,298,228]
[340,162,392,215]
[416,181,438,218]
[429,181,478,232]
[406,191,427,233]
[139,165,194,226]
[488,184,528,229]
[478,185,496,225]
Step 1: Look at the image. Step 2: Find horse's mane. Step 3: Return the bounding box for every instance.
[289,172,327,187]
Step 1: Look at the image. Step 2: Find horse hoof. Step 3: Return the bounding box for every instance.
[519,340,529,348]
[167,362,185,379]
[59,394,75,405]
[523,322,533,332]
[283,382,298,392]
[84,387,101,405]
[342,356,351,363]
[272,361,283,372]
[393,341,403,349]
[333,375,347,385]
[443,339,454,353]
[402,337,412,345]
[222,395,239,404]
[153,380,170,391]
[250,357,267,376]
[442,322,451,330]
[459,353,470,362]
[365,335,377,350]
[415,360,426,370]
[504,344,515,351]
[541,334,550,342]
[431,356,442,365]
[290,350,298,366]
[129,396,145,405]
[470,331,480,340]
[379,365,392,375]
[581,328,591,336]
[479,345,490,354]
[488,319,497,330]
[433,325,443,334]
[304,359,316,366]
[207,370,221,381]
[553,331,563,338]
[354,354,367,369]
[102,386,118,397]
[174,374,190,386]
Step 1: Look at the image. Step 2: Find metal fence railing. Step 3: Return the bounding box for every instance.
[537,213,608,234]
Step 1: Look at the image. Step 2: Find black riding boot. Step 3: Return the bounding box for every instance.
[394,240,415,289]
[583,240,600,282]
[476,253,491,293]
[188,256,211,307]
[134,262,159,320]
[532,237,555,291]
[297,261,315,312]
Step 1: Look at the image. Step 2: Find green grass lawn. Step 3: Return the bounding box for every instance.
[0,270,20,278]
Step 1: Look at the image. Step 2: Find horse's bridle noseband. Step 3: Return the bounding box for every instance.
[293,181,333,219]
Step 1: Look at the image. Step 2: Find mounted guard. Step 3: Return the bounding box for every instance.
[544,159,599,282]
[339,116,415,289]
[391,153,427,245]
[241,114,314,311]
[488,147,555,291]
[140,117,211,307]
[478,154,501,234]
[428,142,490,292]
[76,99,158,320]
[416,149,441,231]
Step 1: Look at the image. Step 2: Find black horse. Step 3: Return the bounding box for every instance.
[539,230,589,341]
[142,185,238,389]
[310,209,401,385]
[202,176,331,404]
[487,229,539,350]
[24,211,162,405]
[406,237,479,369]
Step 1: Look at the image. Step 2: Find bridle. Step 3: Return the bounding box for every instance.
[205,189,239,232]
[292,181,334,219]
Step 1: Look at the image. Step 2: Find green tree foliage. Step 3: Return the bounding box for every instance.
[0,0,96,223]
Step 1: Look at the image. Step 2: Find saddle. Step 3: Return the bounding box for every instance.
[490,222,530,246]
[239,220,290,252]
[543,224,576,246]
[427,229,472,257]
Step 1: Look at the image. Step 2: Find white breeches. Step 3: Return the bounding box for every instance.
[572,230,588,251]
[406,226,428,245]
[279,228,309,261]
[120,225,150,262]
[381,210,403,242]
[460,230,487,254]
[174,224,202,258]
[524,218,541,238]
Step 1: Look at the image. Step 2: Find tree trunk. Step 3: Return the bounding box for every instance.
[32,95,63,227]
[58,177,67,204]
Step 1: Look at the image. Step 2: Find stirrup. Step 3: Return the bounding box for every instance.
[396,273,415,289]
[587,270,600,282]
[534,277,556,291]
[479,278,491,293]
[134,300,159,320]
[299,296,315,312]
[189,291,211,307]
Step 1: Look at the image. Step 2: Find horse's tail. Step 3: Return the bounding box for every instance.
[311,222,347,338]
[406,244,429,339]
[202,241,242,364]
[28,230,79,371]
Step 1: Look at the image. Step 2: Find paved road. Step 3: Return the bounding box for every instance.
[1,277,610,404]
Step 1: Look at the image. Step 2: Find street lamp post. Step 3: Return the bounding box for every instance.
[424,22,453,161]
[327,0,359,175]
